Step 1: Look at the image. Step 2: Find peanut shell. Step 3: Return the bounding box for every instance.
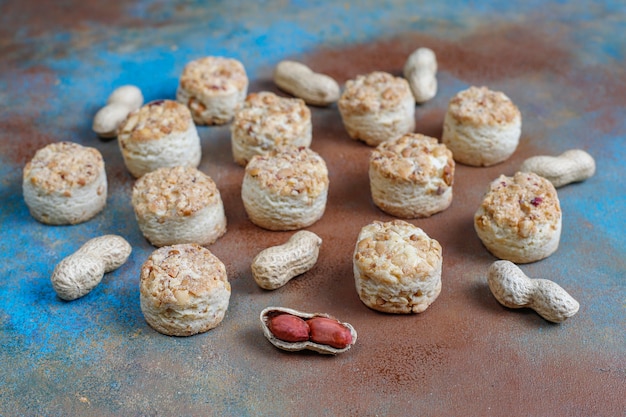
[260,306,357,355]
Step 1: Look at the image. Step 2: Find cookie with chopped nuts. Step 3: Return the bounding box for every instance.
[132,166,226,247]
[22,141,107,225]
[231,91,312,166]
[140,243,230,336]
[242,145,329,230]
[176,56,248,125]
[353,220,443,314]
[442,86,521,166]
[338,71,415,146]
[474,172,561,263]
[369,133,455,218]
[117,100,202,178]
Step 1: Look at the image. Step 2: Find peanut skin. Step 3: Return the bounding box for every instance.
[251,231,322,290]
[307,317,353,349]
[268,314,310,343]
[487,260,579,323]
[519,149,595,188]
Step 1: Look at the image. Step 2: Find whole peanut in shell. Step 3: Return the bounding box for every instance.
[251,231,322,290]
[519,149,595,188]
[51,235,132,300]
[273,60,340,106]
[487,260,579,323]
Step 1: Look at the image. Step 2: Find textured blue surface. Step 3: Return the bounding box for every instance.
[1,1,625,416]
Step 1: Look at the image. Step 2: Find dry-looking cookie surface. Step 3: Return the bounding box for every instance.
[242,145,329,230]
[338,71,415,146]
[442,86,521,166]
[231,91,312,166]
[369,133,455,218]
[474,171,562,263]
[117,100,202,178]
[23,141,107,225]
[140,244,231,337]
[132,166,227,247]
[353,219,443,314]
[176,56,249,125]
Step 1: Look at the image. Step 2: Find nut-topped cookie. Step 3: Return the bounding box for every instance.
[474,172,561,263]
[231,91,312,166]
[442,86,521,166]
[139,243,230,336]
[176,56,248,125]
[118,99,201,178]
[23,141,107,225]
[369,133,455,218]
[353,220,443,314]
[338,71,415,146]
[242,145,329,230]
[132,166,226,247]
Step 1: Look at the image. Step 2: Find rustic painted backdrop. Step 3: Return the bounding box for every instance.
[1,1,625,416]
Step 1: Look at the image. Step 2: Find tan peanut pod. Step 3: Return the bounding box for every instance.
[93,103,131,138]
[487,260,579,323]
[519,149,595,188]
[260,306,357,354]
[251,230,322,290]
[273,60,340,106]
[403,47,438,103]
[106,85,144,111]
[51,235,132,301]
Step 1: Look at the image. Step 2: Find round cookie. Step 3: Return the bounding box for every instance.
[176,56,248,125]
[442,86,521,166]
[118,99,202,178]
[353,220,443,314]
[231,91,312,166]
[242,145,329,231]
[23,141,107,225]
[139,244,231,336]
[369,133,455,218]
[132,166,227,247]
[474,171,562,263]
[338,71,415,146]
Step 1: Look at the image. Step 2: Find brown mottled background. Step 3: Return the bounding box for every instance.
[1,1,624,416]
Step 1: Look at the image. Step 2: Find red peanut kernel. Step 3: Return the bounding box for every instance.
[268,314,310,343]
[307,317,352,349]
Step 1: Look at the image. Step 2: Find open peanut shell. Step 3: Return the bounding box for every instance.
[260,306,357,355]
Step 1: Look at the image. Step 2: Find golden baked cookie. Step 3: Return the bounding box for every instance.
[132,166,226,247]
[176,56,248,125]
[242,145,329,230]
[442,86,521,166]
[369,133,454,218]
[474,172,561,263]
[23,141,107,225]
[140,243,231,336]
[338,71,415,146]
[118,99,201,178]
[353,219,443,314]
[231,92,312,166]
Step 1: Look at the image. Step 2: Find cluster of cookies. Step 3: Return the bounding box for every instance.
[23,48,594,340]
